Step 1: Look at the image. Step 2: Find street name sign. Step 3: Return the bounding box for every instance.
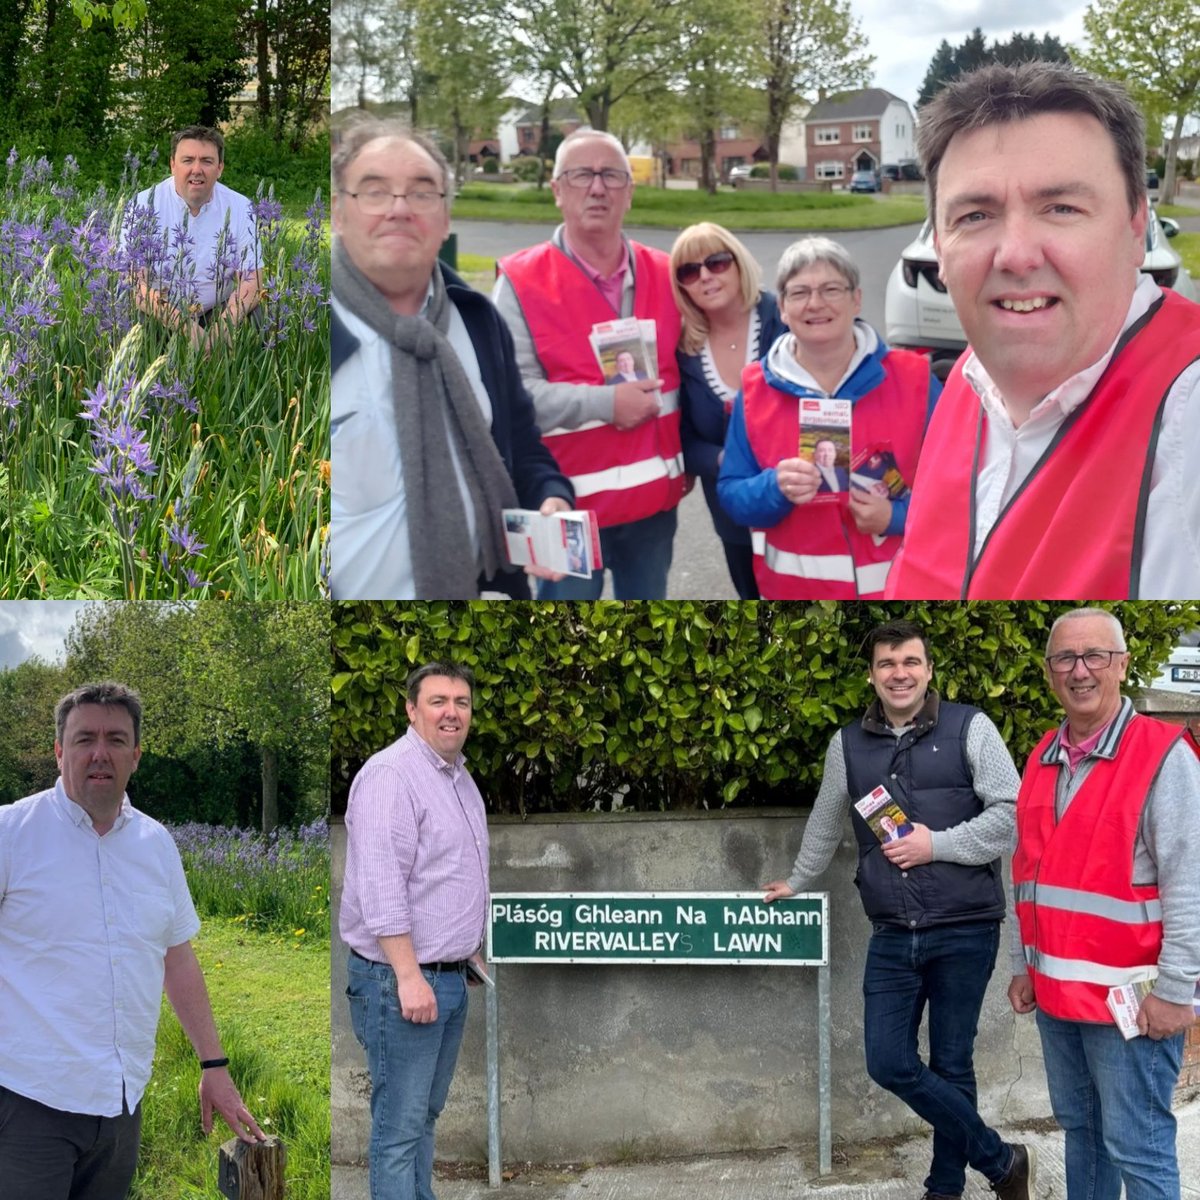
[487,891,828,966]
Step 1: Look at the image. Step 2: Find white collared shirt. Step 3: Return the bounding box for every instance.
[0,781,200,1116]
[961,275,1200,597]
[131,177,262,312]
[330,283,492,599]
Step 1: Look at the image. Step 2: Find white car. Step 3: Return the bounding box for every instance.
[884,208,1199,379]
[1150,631,1200,694]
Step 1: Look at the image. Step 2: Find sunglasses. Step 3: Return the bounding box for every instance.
[675,251,735,286]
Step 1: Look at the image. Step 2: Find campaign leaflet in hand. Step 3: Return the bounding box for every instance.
[853,784,913,843]
[589,317,659,386]
[1105,972,1158,1039]
[851,442,911,502]
[798,396,851,504]
[503,508,603,579]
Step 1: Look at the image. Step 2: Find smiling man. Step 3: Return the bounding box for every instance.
[340,662,490,1200]
[129,125,262,351]
[0,682,263,1200]
[492,129,686,599]
[763,619,1032,1200]
[330,119,572,600]
[887,63,1200,599]
[1009,607,1200,1200]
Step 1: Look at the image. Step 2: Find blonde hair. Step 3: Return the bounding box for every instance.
[669,222,762,356]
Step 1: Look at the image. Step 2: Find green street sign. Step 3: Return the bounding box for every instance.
[487,892,828,965]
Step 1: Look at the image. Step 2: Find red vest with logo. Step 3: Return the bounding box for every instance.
[1012,714,1195,1023]
[499,240,685,528]
[741,351,930,598]
[887,291,1200,599]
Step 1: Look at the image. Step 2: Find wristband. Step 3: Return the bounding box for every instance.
[200,1057,230,1069]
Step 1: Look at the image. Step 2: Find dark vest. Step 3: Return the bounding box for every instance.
[842,698,1005,929]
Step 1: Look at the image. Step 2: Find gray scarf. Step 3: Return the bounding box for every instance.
[332,239,518,597]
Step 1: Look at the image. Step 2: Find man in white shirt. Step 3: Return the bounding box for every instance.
[887,62,1200,599]
[128,125,262,353]
[0,682,264,1200]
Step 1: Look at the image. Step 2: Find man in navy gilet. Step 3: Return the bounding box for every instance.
[763,619,1033,1200]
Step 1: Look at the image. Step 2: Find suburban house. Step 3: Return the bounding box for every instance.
[664,110,808,182]
[804,87,915,182]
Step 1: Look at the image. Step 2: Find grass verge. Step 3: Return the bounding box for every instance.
[1172,232,1200,277]
[132,918,331,1200]
[451,182,927,230]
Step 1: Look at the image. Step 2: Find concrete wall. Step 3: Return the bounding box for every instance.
[332,809,1051,1165]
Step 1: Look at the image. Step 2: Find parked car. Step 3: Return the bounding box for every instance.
[1146,167,1160,190]
[728,163,754,185]
[897,158,923,181]
[881,163,900,182]
[1150,630,1200,694]
[884,206,1199,378]
[849,169,880,193]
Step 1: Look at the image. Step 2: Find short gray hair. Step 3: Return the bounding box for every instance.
[775,236,860,297]
[332,117,454,202]
[1045,607,1127,657]
[552,129,631,179]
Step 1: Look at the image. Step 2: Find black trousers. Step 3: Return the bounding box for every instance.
[0,1085,142,1200]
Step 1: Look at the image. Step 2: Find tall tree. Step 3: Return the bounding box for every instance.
[331,0,409,110]
[758,0,873,187]
[506,0,690,131]
[917,27,1070,108]
[1078,0,1200,205]
[245,0,330,148]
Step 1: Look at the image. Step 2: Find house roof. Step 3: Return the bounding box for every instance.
[806,88,908,123]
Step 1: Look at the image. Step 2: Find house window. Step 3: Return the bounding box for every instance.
[815,127,840,144]
[815,160,844,180]
[719,125,738,140]
[853,124,872,142]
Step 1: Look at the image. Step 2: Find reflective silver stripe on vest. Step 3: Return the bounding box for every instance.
[1022,946,1160,987]
[1013,881,1162,924]
[758,545,894,591]
[569,450,684,498]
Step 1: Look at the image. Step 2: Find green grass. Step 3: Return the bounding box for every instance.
[133,918,331,1200]
[451,182,928,230]
[1174,232,1200,277]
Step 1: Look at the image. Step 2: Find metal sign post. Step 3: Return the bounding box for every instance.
[482,891,832,1186]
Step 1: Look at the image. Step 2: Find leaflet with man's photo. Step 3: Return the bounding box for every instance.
[1105,973,1158,1039]
[798,396,852,504]
[589,317,658,386]
[850,442,911,502]
[853,784,913,844]
[503,508,603,579]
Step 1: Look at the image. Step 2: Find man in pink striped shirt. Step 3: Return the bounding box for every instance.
[340,661,490,1200]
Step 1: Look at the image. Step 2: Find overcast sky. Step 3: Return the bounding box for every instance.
[853,0,1090,108]
[0,602,95,670]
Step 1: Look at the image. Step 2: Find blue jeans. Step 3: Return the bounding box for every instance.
[1036,1009,1183,1200]
[347,955,470,1200]
[863,921,1010,1196]
[537,507,677,599]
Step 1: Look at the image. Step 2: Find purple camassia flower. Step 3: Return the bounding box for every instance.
[167,520,207,556]
[80,376,158,533]
[5,146,17,170]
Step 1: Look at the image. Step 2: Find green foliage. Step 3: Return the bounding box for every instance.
[331,602,1199,815]
[509,154,548,183]
[749,163,798,180]
[917,27,1070,108]
[481,155,499,173]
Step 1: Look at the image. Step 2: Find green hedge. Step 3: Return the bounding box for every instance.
[331,602,1198,815]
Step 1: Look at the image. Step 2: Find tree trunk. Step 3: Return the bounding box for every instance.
[260,744,279,835]
[256,0,270,125]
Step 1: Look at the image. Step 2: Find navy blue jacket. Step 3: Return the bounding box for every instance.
[842,694,1005,930]
[332,262,574,597]
[677,289,787,545]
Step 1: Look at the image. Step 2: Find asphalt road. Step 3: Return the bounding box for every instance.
[454,218,922,599]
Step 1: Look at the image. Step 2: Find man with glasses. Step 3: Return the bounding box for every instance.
[330,119,572,599]
[493,129,685,599]
[1010,606,1200,1200]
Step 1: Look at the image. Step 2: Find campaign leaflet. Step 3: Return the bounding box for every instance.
[589,317,659,386]
[1105,973,1158,1039]
[850,442,911,502]
[853,784,913,843]
[502,508,603,580]
[798,396,851,504]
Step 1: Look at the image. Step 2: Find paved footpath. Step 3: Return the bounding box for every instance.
[334,1097,1200,1199]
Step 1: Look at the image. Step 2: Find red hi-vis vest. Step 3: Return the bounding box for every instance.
[741,351,930,598]
[887,290,1200,599]
[498,240,685,528]
[1012,714,1196,1023]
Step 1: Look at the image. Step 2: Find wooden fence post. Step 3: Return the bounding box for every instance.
[217,1135,287,1199]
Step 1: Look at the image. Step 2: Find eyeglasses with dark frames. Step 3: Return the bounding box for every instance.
[342,187,446,215]
[675,251,736,286]
[557,167,631,190]
[783,282,853,304]
[1045,649,1125,673]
